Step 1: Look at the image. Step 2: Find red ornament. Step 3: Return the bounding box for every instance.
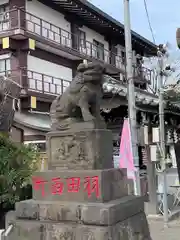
[84,176,100,198]
[32,176,48,197]
[51,177,64,195]
[67,177,81,193]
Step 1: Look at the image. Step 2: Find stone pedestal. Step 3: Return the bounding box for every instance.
[5,129,152,240]
[32,169,128,202]
[46,129,113,170]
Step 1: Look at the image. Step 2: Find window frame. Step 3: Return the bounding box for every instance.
[0,57,11,74]
[79,29,86,49]
[93,39,105,61]
[0,4,9,22]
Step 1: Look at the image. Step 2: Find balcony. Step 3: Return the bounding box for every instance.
[25,11,126,70]
[27,70,71,95]
[0,69,71,97]
[0,65,155,101]
[0,8,154,86]
[0,8,125,72]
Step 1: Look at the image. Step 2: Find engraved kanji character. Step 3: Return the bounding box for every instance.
[51,177,64,195]
[84,176,100,198]
[67,177,81,193]
[32,176,48,197]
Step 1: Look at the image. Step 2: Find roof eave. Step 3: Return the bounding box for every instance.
[75,0,157,52]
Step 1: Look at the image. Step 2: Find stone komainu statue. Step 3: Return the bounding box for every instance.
[50,62,106,130]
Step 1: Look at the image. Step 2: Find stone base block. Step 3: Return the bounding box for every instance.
[15,195,144,226]
[46,129,113,170]
[32,169,128,202]
[6,212,151,240]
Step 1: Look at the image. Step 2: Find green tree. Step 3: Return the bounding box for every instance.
[0,134,39,209]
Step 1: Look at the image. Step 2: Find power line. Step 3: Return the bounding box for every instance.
[143,0,156,44]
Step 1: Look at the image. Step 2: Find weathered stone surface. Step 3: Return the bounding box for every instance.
[15,195,144,226]
[50,62,106,131]
[9,221,45,240]
[46,129,113,170]
[5,210,16,229]
[32,169,128,202]
[7,212,151,240]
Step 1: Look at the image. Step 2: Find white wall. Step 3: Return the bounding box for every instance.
[0,53,10,60]
[27,55,72,94]
[26,0,70,32]
[27,55,72,80]
[26,0,71,47]
[80,26,109,50]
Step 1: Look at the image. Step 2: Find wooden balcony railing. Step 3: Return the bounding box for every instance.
[0,69,71,95]
[25,11,124,68]
[0,8,23,31]
[133,66,152,84]
[0,9,155,86]
[27,70,71,95]
[0,8,125,69]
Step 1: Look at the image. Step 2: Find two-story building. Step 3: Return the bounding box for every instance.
[0,0,159,152]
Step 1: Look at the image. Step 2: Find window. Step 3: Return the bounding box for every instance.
[0,58,10,74]
[121,51,126,64]
[24,140,46,152]
[93,40,104,61]
[0,4,9,22]
[79,30,86,48]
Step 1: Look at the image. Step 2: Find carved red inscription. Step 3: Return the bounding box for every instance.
[51,177,64,195]
[32,175,100,198]
[32,176,48,197]
[67,177,81,193]
[84,176,100,198]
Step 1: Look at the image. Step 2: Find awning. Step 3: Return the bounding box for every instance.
[14,111,51,132]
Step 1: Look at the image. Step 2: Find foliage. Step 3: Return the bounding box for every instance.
[0,134,39,209]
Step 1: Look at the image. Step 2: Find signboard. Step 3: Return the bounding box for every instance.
[29,38,35,50]
[31,96,37,109]
[2,37,9,49]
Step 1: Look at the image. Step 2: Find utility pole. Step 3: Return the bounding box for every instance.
[157,47,169,225]
[124,0,141,195]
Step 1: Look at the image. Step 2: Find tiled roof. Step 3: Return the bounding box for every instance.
[103,75,159,106]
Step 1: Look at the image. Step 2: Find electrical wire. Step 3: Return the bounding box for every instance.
[143,0,156,45]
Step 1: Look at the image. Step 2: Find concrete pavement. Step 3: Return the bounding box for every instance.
[148,219,180,240]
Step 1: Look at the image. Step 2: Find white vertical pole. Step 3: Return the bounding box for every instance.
[124,0,141,195]
[158,54,169,224]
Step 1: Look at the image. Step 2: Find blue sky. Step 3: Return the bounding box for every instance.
[90,0,179,50]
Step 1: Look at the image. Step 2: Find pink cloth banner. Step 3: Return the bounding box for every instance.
[119,118,135,179]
